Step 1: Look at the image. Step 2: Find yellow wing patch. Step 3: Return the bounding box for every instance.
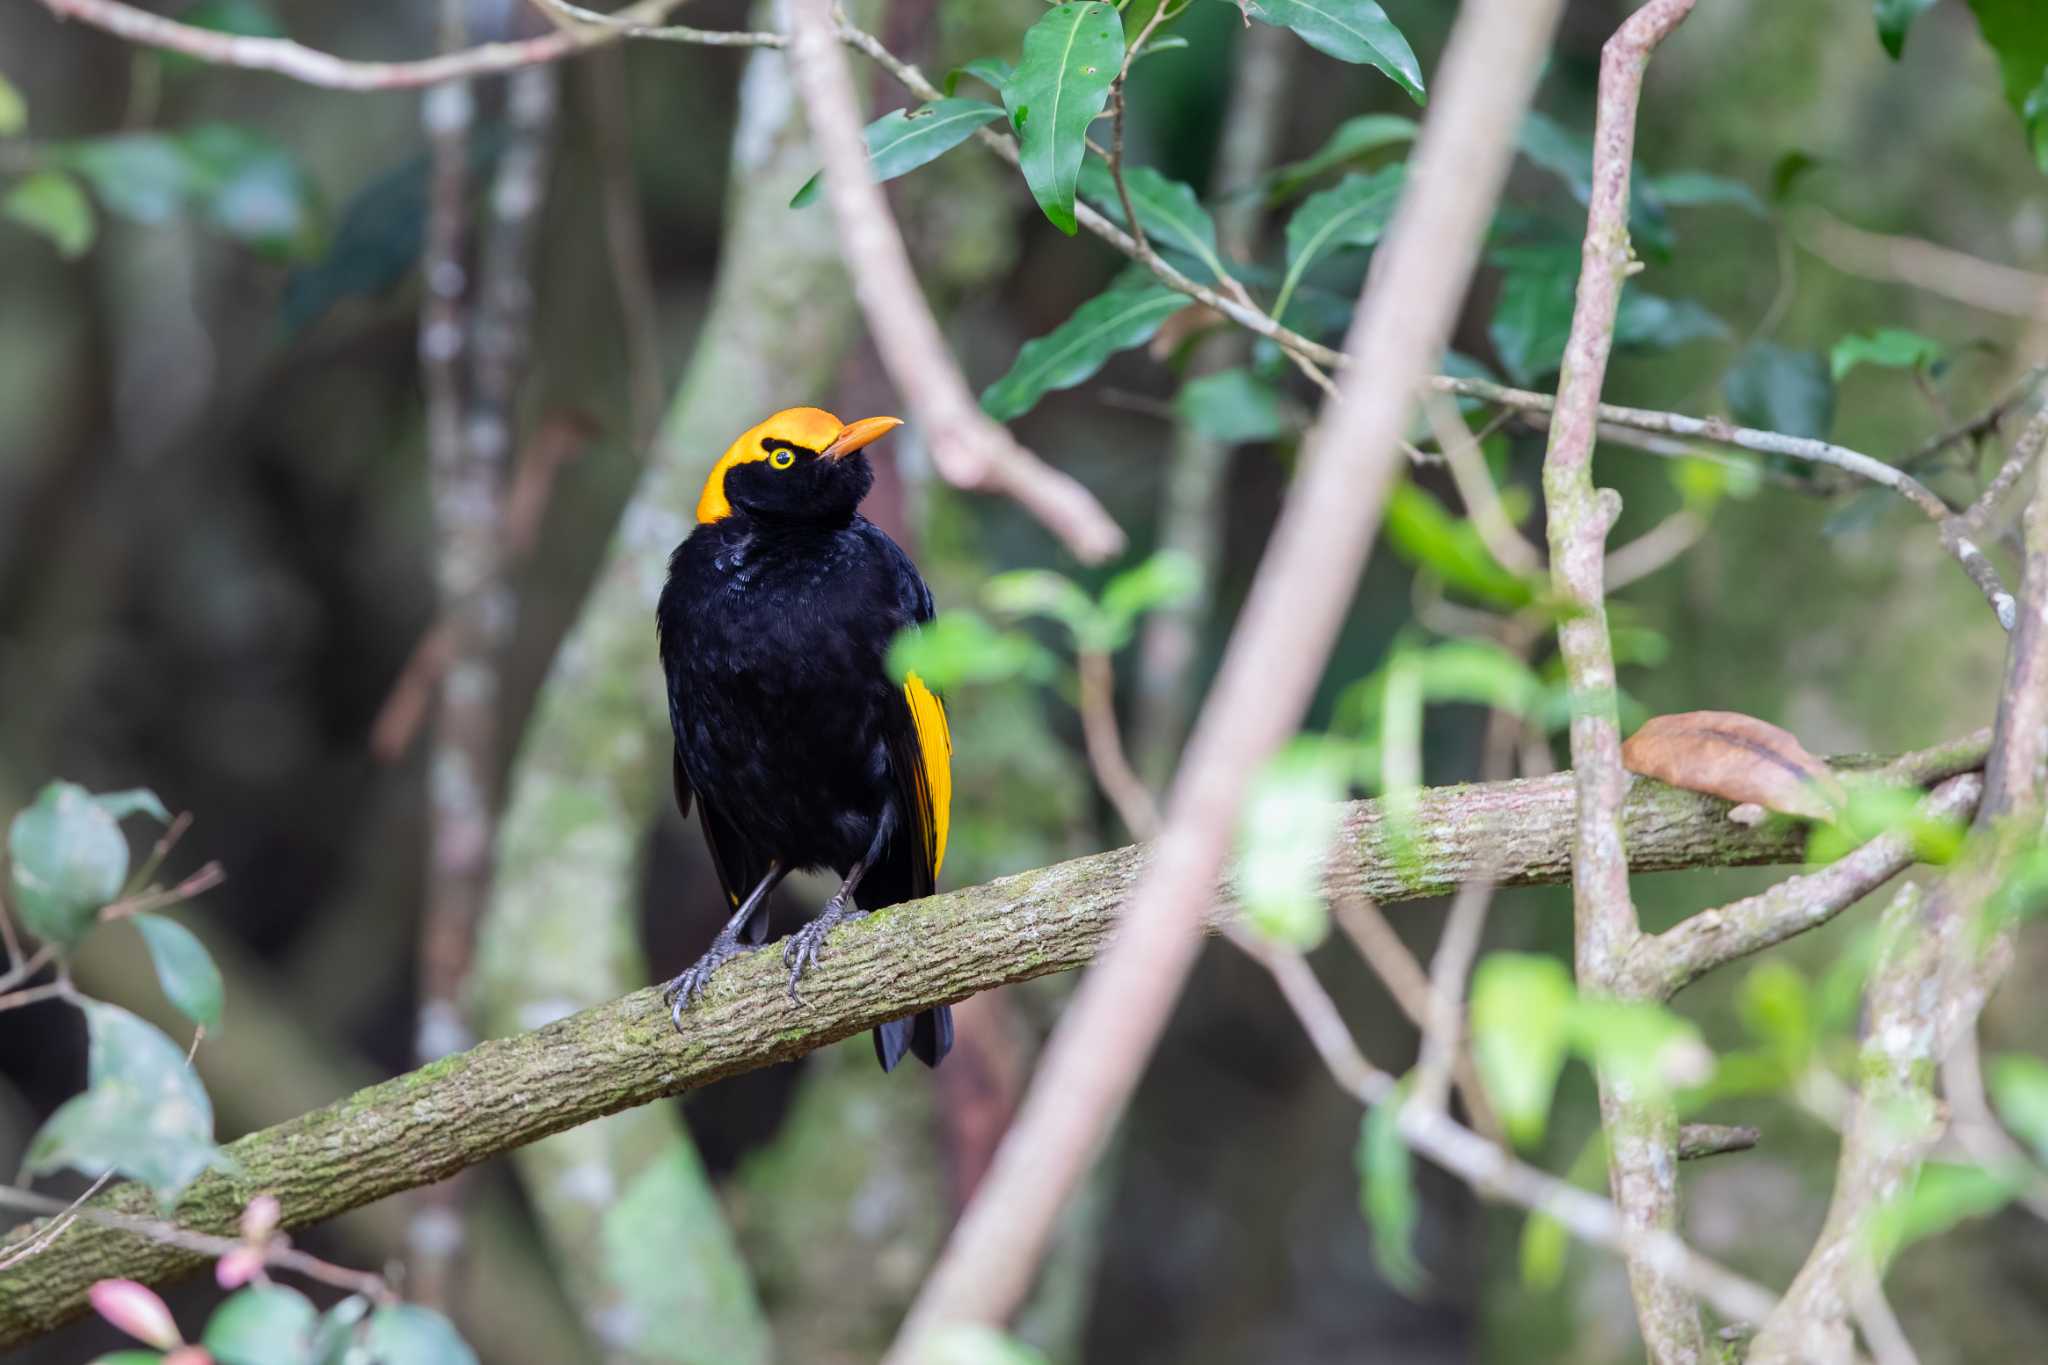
[903,671,952,878]
[695,406,846,524]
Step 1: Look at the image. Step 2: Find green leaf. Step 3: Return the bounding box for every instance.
[1568,999,1713,1097]
[1175,368,1288,443]
[311,1297,371,1365]
[1516,113,1673,258]
[364,1304,478,1365]
[63,134,195,223]
[0,72,26,137]
[886,612,1058,690]
[1076,159,1227,281]
[1097,550,1201,644]
[982,568,1100,642]
[1415,639,1549,716]
[1646,170,1767,217]
[1357,1093,1426,1295]
[135,914,225,1033]
[980,281,1185,421]
[1382,481,1538,609]
[1519,1208,1570,1291]
[790,99,1004,209]
[1275,164,1405,322]
[1876,0,1939,57]
[1615,292,1727,352]
[1770,149,1822,201]
[1470,953,1574,1146]
[1241,0,1425,104]
[1735,960,1814,1069]
[179,123,320,259]
[918,1326,1052,1365]
[26,1001,226,1204]
[1989,1053,2048,1163]
[3,170,96,259]
[1236,738,1352,949]
[1805,781,1967,866]
[90,1354,167,1364]
[944,57,1015,98]
[1965,0,2048,171]
[1722,341,1834,441]
[1004,2,1124,235]
[96,789,171,824]
[1874,1161,2023,1254]
[178,0,285,41]
[204,1284,318,1365]
[1830,327,1944,380]
[9,780,131,947]
[1267,113,1417,198]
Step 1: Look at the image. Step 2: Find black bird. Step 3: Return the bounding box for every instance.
[656,406,954,1071]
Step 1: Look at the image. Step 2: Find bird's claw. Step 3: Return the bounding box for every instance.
[781,895,862,1006]
[659,939,756,1031]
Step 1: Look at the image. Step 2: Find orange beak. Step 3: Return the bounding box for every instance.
[821,415,903,461]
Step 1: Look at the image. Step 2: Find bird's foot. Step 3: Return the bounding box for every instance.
[659,935,758,1030]
[782,894,866,1005]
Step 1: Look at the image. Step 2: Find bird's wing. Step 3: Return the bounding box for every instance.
[884,672,952,895]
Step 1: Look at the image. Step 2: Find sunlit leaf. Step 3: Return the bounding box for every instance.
[1236,738,1352,949]
[1873,1161,2023,1255]
[1097,550,1201,644]
[364,1304,478,1365]
[0,72,26,137]
[1988,1053,2048,1163]
[1076,159,1228,281]
[789,99,1003,209]
[1241,0,1425,104]
[1276,164,1404,322]
[1830,327,1944,380]
[136,914,225,1033]
[944,56,1014,98]
[3,170,95,259]
[203,1284,317,1365]
[980,281,1184,421]
[1568,998,1714,1096]
[1470,953,1574,1146]
[1004,1,1124,234]
[88,1354,166,1364]
[1722,341,1834,440]
[1519,1208,1569,1291]
[1357,1092,1426,1294]
[1735,960,1814,1070]
[1805,781,1967,866]
[9,779,130,947]
[1174,368,1288,444]
[1267,113,1416,199]
[1382,481,1538,609]
[982,568,1098,640]
[886,612,1059,689]
[26,1001,226,1204]
[1875,0,1939,58]
[1415,639,1549,716]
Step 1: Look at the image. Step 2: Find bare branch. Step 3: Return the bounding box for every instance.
[1537,4,1703,1357]
[784,0,1125,563]
[887,4,1564,1348]
[32,0,698,89]
[1799,209,2048,319]
[1076,650,1161,841]
[1426,395,1544,577]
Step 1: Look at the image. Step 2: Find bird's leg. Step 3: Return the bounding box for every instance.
[782,811,892,1005]
[661,860,786,1028]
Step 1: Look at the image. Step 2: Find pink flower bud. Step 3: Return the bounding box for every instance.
[239,1195,282,1242]
[163,1348,215,1365]
[88,1279,182,1349]
[214,1246,264,1290]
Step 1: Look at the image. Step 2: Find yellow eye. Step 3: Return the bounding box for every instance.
[769,449,796,470]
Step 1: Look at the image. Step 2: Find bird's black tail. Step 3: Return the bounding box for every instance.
[873,1005,953,1072]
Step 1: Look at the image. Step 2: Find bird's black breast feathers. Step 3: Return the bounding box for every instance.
[657,513,934,887]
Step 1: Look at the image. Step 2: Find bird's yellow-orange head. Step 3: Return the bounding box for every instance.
[695,407,904,526]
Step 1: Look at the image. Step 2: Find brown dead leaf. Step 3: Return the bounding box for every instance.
[1621,710,1846,822]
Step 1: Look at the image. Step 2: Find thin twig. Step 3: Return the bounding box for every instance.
[1076,651,1161,841]
[1425,395,1543,576]
[33,0,698,89]
[1412,878,1493,1116]
[886,3,1566,1352]
[785,0,1126,564]
[1799,209,2048,320]
[1604,509,1705,592]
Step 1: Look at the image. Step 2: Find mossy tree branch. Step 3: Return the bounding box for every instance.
[0,752,1969,1347]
